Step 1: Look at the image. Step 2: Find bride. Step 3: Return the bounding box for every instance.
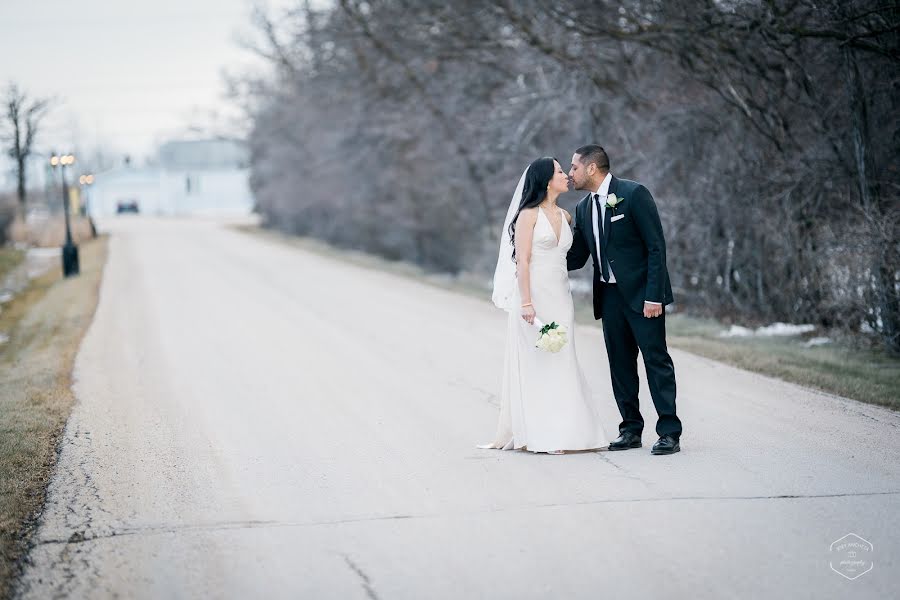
[479,157,608,454]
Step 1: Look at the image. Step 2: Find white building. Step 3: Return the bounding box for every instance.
[86,166,160,216]
[88,139,254,217]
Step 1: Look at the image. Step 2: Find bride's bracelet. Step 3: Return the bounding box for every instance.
[521,302,533,308]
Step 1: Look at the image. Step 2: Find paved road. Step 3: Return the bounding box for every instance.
[17,217,900,599]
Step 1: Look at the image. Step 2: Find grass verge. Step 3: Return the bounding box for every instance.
[0,236,108,599]
[236,225,899,411]
[664,315,898,410]
[0,248,25,283]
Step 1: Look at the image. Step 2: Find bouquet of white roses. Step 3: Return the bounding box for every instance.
[533,318,568,353]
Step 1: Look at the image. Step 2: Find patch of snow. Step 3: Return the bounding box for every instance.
[720,325,754,338]
[27,247,62,258]
[803,337,831,348]
[720,322,816,338]
[756,323,816,337]
[1,247,61,305]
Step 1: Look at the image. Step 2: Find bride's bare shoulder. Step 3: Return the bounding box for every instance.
[561,208,572,224]
[518,207,538,221]
[514,207,538,234]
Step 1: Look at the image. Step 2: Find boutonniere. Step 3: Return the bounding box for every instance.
[606,193,624,211]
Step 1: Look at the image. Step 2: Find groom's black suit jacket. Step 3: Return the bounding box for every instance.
[566,175,674,319]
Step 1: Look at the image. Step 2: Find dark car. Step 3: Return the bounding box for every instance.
[116,200,140,214]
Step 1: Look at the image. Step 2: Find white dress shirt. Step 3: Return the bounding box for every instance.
[591,173,661,306]
[592,173,616,284]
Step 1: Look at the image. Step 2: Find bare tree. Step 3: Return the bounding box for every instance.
[1,83,53,218]
[235,0,900,351]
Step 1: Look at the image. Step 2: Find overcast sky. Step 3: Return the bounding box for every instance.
[0,0,293,186]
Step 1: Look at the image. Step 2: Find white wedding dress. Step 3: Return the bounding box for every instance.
[481,207,608,453]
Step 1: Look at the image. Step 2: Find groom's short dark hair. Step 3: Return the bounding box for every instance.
[575,144,610,173]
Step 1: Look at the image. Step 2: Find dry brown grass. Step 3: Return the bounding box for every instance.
[0,236,108,599]
[6,215,96,248]
[664,317,900,410]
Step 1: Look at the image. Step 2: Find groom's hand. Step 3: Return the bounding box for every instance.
[643,302,663,318]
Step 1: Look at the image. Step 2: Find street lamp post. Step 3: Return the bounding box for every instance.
[79,173,98,238]
[50,152,80,277]
[78,173,94,214]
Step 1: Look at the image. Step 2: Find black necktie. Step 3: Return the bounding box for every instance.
[593,194,610,281]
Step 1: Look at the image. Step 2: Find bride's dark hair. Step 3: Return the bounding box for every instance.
[509,156,557,262]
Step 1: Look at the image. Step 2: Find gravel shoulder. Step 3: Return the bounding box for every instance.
[0,237,107,600]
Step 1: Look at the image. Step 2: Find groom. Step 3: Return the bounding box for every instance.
[566,144,682,455]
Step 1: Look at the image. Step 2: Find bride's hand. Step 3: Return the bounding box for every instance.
[521,305,536,325]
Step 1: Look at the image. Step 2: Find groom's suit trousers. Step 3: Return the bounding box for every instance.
[600,282,682,439]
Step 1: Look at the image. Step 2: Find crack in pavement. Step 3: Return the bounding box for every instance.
[448,376,498,408]
[32,514,419,546]
[592,452,654,486]
[18,420,114,599]
[28,489,900,548]
[342,554,380,600]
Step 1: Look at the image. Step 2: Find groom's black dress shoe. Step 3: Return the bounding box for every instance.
[608,432,642,451]
[651,435,680,455]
